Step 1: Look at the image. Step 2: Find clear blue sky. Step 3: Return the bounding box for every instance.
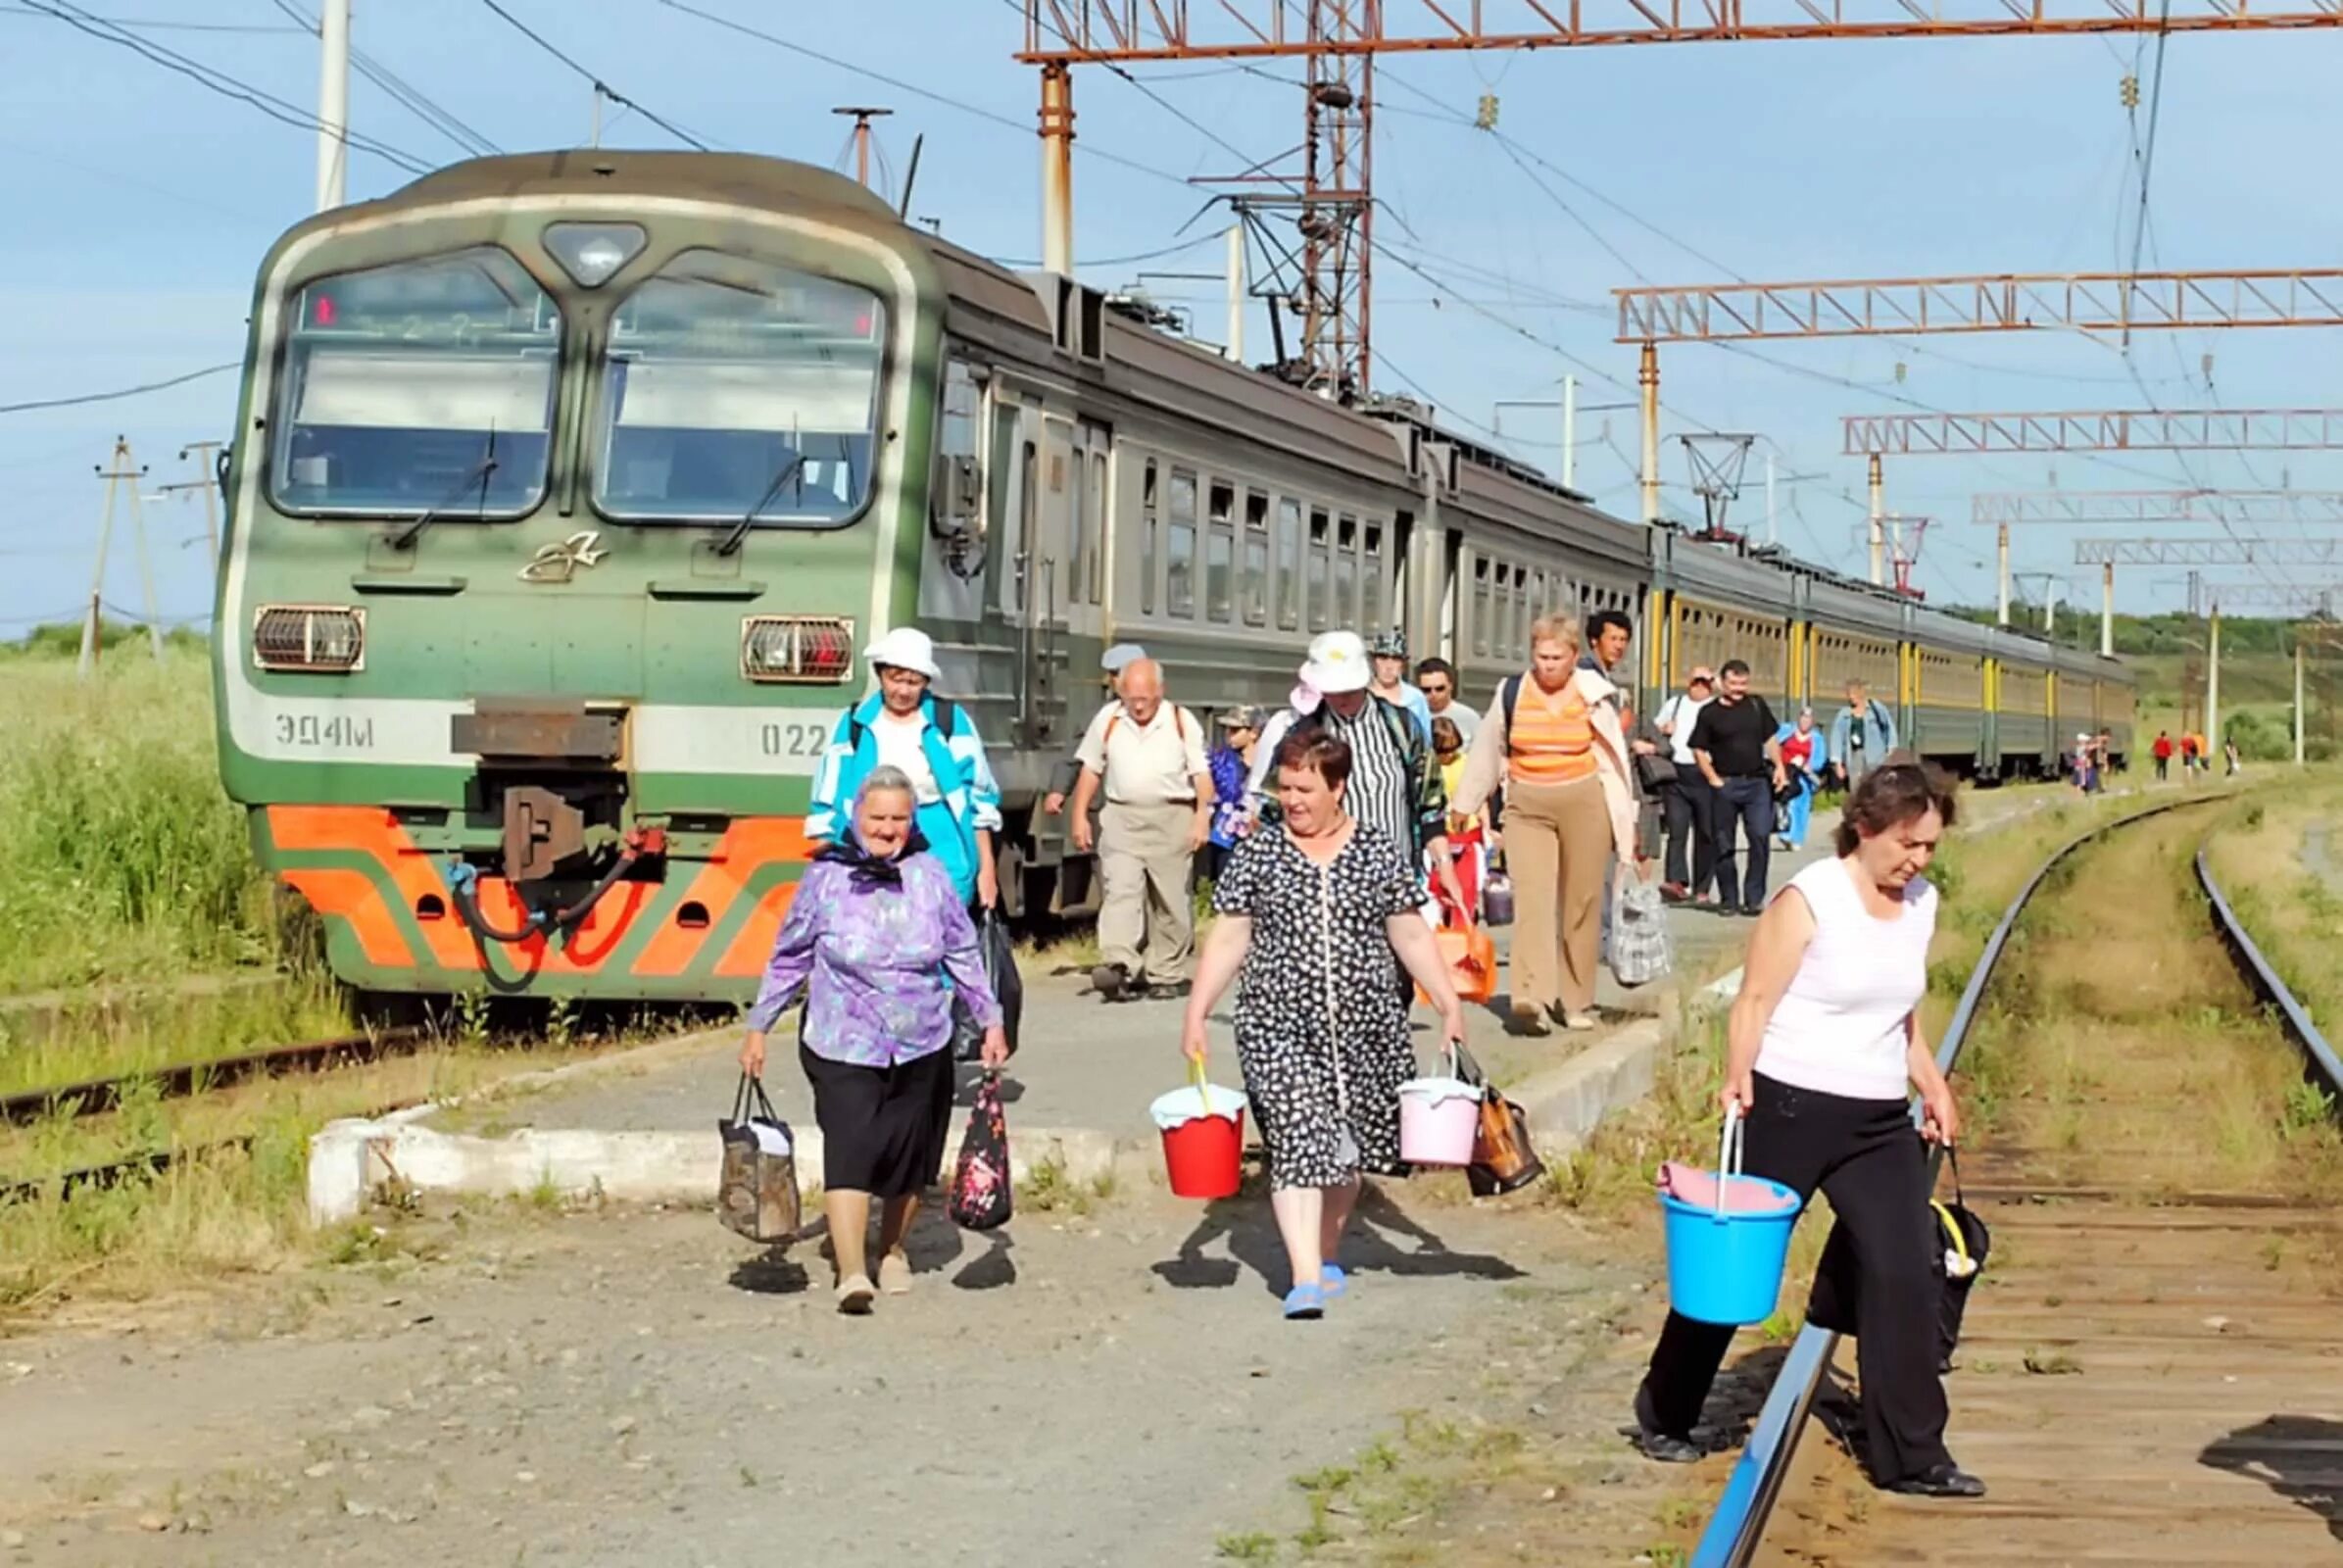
[4,0,2339,635]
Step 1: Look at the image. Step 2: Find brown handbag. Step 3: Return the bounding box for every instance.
[1452,1043,1545,1197]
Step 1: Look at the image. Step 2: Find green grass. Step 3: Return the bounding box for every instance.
[0,647,281,995]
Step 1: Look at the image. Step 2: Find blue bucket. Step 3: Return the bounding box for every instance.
[1658,1114,1803,1326]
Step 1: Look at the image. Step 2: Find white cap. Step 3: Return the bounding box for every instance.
[863,626,941,681]
[1298,630,1372,695]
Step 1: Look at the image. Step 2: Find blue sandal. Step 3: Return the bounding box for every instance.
[1283,1283,1325,1320]
[1320,1264,1347,1299]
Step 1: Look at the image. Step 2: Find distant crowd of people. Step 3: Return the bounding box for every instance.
[2149,727,2239,782]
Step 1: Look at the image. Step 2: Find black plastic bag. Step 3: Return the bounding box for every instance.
[948,1071,1013,1231]
[716,1074,800,1244]
[1804,1148,1989,1374]
[952,908,1024,1063]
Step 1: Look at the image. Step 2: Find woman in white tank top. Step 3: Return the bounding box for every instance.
[1632,761,1984,1500]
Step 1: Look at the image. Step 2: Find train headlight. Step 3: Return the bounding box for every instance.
[741,615,854,684]
[544,222,646,288]
[253,605,366,673]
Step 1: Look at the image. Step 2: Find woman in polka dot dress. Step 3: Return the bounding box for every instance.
[1183,728,1468,1320]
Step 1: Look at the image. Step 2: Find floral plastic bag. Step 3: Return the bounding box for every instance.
[949,1071,1013,1231]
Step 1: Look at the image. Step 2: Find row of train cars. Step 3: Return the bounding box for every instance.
[212,152,2130,1000]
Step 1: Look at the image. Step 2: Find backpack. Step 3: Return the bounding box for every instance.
[847,695,958,756]
[1100,706,1188,748]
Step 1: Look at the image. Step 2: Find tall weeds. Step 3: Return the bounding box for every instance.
[0,648,274,993]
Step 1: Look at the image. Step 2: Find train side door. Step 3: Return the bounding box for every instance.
[1020,416,1075,749]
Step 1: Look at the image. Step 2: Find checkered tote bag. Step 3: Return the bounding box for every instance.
[1610,874,1674,988]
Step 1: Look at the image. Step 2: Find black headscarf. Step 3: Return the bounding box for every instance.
[817,824,932,889]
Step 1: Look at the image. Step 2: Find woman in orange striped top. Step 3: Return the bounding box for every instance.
[1451,616,1638,1036]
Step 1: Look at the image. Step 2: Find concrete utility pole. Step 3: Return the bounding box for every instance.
[316,0,351,212]
[1561,375,1578,493]
[590,83,604,148]
[1996,522,2012,624]
[2295,633,2307,764]
[1766,451,1778,548]
[1867,453,1885,585]
[80,437,161,677]
[1638,343,1660,523]
[156,441,224,568]
[2100,562,2115,658]
[1224,224,1245,365]
[2207,600,2222,752]
[1038,64,1074,274]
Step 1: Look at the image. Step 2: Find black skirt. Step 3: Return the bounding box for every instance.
[799,1043,954,1199]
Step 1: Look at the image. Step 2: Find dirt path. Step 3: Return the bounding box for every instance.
[0,1181,1664,1567]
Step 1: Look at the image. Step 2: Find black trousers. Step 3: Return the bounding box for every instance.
[1711,776,1776,908]
[1662,774,1717,896]
[1639,1075,1952,1485]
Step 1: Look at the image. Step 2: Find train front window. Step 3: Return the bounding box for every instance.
[594,249,885,527]
[268,248,557,517]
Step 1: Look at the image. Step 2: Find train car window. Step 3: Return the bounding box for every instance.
[269,248,558,519]
[1206,480,1236,622]
[985,406,1018,605]
[1242,490,1270,626]
[1336,515,1359,631]
[1067,439,1089,608]
[1307,509,1332,632]
[1275,498,1302,630]
[1086,447,1109,606]
[1141,460,1159,614]
[1362,521,1385,630]
[1166,467,1197,618]
[591,249,884,527]
[1472,558,1491,659]
[1015,441,1038,614]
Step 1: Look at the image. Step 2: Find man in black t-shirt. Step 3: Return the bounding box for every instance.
[1687,660,1786,916]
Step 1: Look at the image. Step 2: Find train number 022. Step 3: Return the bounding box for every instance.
[758,721,830,760]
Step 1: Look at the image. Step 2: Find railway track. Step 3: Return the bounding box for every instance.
[0,1024,437,1205]
[1690,796,2343,1566]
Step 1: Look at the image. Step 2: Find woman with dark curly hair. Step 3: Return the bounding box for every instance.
[1631,760,1983,1500]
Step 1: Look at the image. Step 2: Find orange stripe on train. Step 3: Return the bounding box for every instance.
[268,806,810,979]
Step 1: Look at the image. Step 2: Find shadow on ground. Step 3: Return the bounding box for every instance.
[1152,1177,1528,1298]
[2201,1415,2343,1542]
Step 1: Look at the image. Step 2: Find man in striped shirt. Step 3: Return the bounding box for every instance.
[1247,631,1469,921]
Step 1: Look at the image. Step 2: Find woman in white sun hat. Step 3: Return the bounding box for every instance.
[1245,631,1470,925]
[807,626,1003,909]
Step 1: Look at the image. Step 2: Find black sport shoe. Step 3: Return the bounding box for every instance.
[1091,963,1130,1001]
[1632,1386,1701,1465]
[1738,903,1766,918]
[1884,1462,1986,1498]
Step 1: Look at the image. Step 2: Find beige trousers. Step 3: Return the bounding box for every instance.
[1504,773,1610,1015]
[1098,801,1197,983]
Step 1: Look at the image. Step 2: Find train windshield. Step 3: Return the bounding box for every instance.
[268,248,558,517]
[592,249,884,528]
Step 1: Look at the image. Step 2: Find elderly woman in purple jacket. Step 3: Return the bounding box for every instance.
[740,765,1008,1314]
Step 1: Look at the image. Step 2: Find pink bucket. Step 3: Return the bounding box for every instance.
[1397,1076,1482,1166]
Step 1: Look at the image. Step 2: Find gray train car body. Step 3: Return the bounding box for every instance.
[905,235,2129,912]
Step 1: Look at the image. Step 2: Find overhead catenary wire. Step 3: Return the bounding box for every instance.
[270,0,501,160]
[0,362,240,416]
[17,0,433,173]
[655,0,1201,191]
[476,0,715,151]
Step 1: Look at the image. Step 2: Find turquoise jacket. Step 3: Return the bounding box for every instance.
[806,693,1001,904]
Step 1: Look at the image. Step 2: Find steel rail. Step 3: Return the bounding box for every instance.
[1688,793,2218,1568]
[2195,847,2343,1099]
[0,1026,427,1127]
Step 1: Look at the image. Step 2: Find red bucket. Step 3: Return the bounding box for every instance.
[1151,1072,1248,1200]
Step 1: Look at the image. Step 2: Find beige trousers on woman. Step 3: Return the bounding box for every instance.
[1503,773,1610,1015]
